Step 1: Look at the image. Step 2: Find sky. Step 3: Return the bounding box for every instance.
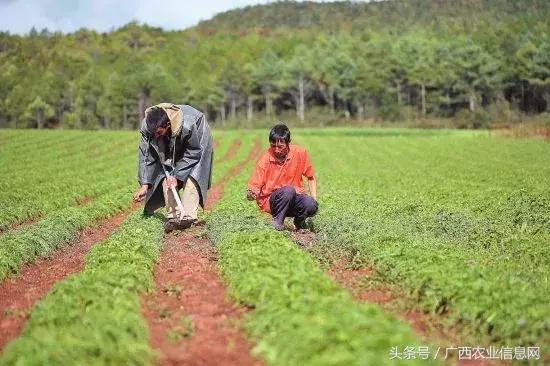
[0,0,338,35]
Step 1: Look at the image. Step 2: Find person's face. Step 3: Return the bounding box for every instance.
[154,123,170,138]
[270,139,289,161]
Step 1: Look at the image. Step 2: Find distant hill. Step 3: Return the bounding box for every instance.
[195,0,549,34]
[1,0,549,129]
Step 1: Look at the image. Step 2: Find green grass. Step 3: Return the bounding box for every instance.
[0,213,164,365]
[212,130,239,163]
[207,164,435,365]
[2,127,547,363]
[293,127,482,138]
[0,129,259,279]
[0,187,133,281]
[0,130,138,230]
[211,130,263,183]
[295,131,550,351]
[0,129,267,364]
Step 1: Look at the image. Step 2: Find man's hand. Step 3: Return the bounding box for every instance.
[166,176,177,189]
[307,176,317,201]
[246,188,259,201]
[133,185,149,202]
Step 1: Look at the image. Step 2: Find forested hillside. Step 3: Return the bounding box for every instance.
[0,0,548,129]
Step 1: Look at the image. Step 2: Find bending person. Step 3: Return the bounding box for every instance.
[133,103,213,233]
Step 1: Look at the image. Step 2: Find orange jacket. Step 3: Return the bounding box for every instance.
[248,144,315,212]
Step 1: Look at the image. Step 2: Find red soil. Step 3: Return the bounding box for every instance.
[0,215,42,234]
[75,195,94,207]
[290,230,317,249]
[141,230,261,366]
[0,208,132,351]
[214,139,242,164]
[142,138,264,365]
[327,258,493,366]
[327,259,392,304]
[205,139,262,211]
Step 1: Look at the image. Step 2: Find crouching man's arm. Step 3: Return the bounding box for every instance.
[307,176,317,201]
[302,148,317,201]
[246,158,266,201]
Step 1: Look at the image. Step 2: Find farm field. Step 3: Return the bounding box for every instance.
[0,128,548,365]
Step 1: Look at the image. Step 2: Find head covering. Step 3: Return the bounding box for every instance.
[144,103,183,137]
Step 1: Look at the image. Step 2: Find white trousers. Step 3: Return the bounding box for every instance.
[162,177,200,220]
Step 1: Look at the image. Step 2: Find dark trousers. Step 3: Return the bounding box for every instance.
[269,186,318,227]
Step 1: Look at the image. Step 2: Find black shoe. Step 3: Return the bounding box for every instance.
[164,219,175,233]
[293,218,309,231]
[271,219,285,231]
[164,218,194,233]
[164,219,178,233]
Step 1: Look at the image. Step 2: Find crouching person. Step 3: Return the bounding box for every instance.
[246,123,318,231]
[133,103,213,233]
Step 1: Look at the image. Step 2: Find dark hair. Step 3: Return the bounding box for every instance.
[145,107,170,134]
[269,123,291,144]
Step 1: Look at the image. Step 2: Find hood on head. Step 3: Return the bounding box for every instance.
[144,103,183,137]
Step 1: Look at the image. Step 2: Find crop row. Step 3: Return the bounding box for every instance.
[0,129,255,282]
[0,212,164,365]
[211,130,262,183]
[0,130,259,230]
[0,130,267,364]
[206,164,433,365]
[0,130,139,230]
[0,172,135,231]
[212,132,237,162]
[0,186,135,281]
[295,130,549,352]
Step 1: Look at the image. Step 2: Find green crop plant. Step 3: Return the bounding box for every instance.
[0,130,260,230]
[206,164,437,365]
[0,129,262,282]
[0,186,134,281]
[211,130,262,184]
[212,130,239,163]
[0,130,139,230]
[294,129,549,353]
[0,212,164,365]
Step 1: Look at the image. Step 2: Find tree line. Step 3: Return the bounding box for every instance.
[0,0,548,129]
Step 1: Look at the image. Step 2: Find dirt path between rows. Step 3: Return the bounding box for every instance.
[0,207,135,351]
[206,139,261,211]
[214,139,242,164]
[1,194,96,235]
[142,139,263,366]
[327,258,494,366]
[0,215,43,235]
[141,228,261,366]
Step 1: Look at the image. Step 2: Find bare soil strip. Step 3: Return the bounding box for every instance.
[206,139,261,211]
[212,140,220,150]
[0,215,43,234]
[327,258,493,366]
[214,139,242,164]
[142,139,263,366]
[141,229,261,366]
[0,207,134,351]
